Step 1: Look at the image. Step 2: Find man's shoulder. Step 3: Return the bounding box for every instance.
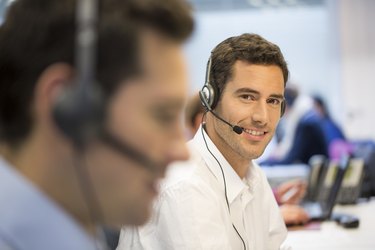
[160,158,216,199]
[0,238,14,250]
[156,148,226,211]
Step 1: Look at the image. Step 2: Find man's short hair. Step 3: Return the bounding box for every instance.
[209,33,288,102]
[0,0,194,147]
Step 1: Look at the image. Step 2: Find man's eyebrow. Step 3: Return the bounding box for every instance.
[151,99,185,110]
[234,88,284,99]
[269,94,285,100]
[234,88,260,95]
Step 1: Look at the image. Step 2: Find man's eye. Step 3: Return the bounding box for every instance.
[155,113,176,124]
[267,98,281,105]
[240,94,255,101]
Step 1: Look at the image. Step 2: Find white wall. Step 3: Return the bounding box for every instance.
[338,0,375,140]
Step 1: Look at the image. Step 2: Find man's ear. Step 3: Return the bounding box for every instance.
[33,63,74,128]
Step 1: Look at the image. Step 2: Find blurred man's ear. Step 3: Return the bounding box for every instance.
[33,63,74,128]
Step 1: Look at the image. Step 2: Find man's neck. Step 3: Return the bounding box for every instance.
[217,141,249,179]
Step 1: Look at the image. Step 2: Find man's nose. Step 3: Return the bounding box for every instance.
[251,101,269,125]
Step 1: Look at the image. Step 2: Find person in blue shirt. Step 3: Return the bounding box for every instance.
[261,86,328,165]
[0,0,193,249]
[312,95,346,152]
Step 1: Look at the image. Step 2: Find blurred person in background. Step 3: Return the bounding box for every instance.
[0,0,193,249]
[312,95,347,159]
[274,179,309,226]
[261,85,328,165]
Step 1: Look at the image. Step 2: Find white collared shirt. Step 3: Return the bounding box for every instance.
[117,126,287,250]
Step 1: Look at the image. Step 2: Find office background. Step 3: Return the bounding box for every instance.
[183,0,375,141]
[1,0,374,140]
[0,1,374,249]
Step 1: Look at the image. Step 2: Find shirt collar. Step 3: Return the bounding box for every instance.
[189,125,257,204]
[0,156,103,250]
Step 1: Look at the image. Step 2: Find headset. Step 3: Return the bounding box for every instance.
[199,54,247,249]
[50,1,161,246]
[52,0,157,171]
[52,0,103,147]
[199,55,286,127]
[199,56,244,135]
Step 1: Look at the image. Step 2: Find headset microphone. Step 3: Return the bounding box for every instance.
[98,129,159,173]
[199,90,243,135]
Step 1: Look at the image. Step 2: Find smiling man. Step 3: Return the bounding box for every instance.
[118,33,289,250]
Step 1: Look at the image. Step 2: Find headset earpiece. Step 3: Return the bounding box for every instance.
[53,82,105,146]
[52,0,103,146]
[200,84,215,110]
[201,55,219,110]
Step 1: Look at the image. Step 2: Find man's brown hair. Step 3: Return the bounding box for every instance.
[209,33,288,103]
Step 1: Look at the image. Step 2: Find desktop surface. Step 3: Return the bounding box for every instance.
[284,198,375,250]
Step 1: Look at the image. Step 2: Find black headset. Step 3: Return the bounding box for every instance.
[199,55,286,117]
[50,0,105,240]
[200,56,220,110]
[52,0,104,147]
[52,0,157,172]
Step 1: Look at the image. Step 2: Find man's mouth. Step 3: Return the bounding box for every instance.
[242,128,267,136]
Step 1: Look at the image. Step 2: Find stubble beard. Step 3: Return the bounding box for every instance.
[215,121,271,162]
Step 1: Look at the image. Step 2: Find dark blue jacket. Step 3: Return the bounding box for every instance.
[261,111,328,165]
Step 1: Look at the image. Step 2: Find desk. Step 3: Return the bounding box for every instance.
[284,199,375,250]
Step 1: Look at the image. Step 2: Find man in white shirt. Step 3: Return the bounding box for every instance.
[0,0,193,249]
[118,33,289,250]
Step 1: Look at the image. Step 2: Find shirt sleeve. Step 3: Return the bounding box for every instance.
[136,181,233,250]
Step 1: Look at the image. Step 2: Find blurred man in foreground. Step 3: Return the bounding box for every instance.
[0,0,193,249]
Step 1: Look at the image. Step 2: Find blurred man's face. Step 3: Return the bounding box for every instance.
[86,30,189,226]
[209,61,284,163]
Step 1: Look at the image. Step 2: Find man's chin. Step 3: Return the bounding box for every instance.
[131,213,151,226]
[246,148,266,161]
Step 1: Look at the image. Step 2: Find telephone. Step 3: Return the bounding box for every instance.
[305,155,328,201]
[306,156,364,204]
[336,158,365,204]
